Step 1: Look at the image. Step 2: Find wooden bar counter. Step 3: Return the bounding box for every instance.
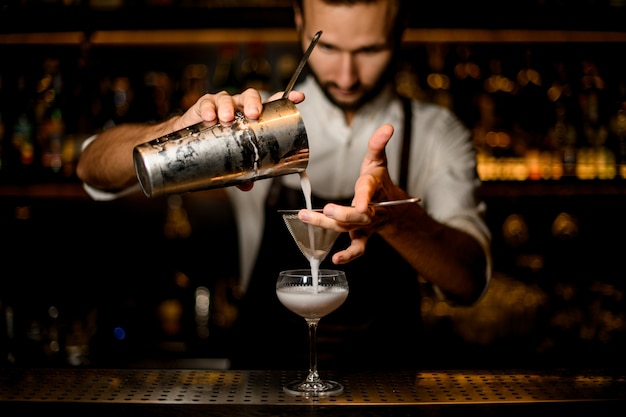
[1,367,624,416]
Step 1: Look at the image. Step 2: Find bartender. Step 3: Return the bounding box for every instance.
[77,0,491,370]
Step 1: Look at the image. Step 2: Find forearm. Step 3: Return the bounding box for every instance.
[379,204,488,305]
[76,116,182,192]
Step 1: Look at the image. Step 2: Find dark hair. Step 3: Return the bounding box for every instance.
[294,0,410,43]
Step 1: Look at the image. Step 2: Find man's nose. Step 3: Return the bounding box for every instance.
[335,53,358,88]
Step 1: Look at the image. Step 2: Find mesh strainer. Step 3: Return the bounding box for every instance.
[279,198,420,262]
[281,212,341,263]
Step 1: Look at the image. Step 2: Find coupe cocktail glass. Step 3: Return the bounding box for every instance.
[276,269,349,397]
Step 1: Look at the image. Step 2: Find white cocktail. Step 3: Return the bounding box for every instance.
[276,269,349,397]
[276,285,348,319]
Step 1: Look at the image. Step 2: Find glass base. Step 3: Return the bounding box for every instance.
[283,379,344,397]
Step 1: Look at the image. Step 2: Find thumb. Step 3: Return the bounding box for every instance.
[361,124,394,173]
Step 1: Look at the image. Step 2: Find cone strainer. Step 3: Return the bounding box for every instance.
[279,197,420,262]
[281,212,340,263]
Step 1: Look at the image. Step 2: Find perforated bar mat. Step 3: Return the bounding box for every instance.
[1,368,624,416]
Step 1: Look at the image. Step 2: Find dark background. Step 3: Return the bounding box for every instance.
[1,0,625,371]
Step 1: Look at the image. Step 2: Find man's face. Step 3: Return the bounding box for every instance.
[296,0,396,112]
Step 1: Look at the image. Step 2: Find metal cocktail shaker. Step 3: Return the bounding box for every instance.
[133,98,309,197]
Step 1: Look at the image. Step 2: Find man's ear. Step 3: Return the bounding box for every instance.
[293,1,303,32]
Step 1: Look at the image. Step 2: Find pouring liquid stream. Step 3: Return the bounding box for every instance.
[299,171,320,293]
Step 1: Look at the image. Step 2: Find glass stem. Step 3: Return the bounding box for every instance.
[305,318,321,383]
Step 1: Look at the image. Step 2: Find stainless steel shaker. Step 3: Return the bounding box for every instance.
[133,98,309,197]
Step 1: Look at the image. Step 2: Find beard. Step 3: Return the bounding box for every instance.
[309,67,393,113]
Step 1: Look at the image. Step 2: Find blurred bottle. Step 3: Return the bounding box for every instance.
[472,58,516,162]
[65,316,94,367]
[10,75,36,180]
[240,42,271,92]
[112,76,134,123]
[609,82,626,178]
[578,60,616,179]
[212,44,242,95]
[276,47,299,92]
[546,61,580,177]
[143,70,173,122]
[515,48,550,152]
[180,64,208,112]
[579,60,609,148]
[395,60,424,101]
[35,58,65,177]
[98,75,135,130]
[13,114,35,168]
[424,43,453,109]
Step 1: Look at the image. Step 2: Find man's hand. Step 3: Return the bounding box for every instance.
[297,124,408,263]
[174,89,305,133]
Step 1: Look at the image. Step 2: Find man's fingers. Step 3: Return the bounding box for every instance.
[299,206,371,228]
[210,91,238,122]
[331,236,367,264]
[267,90,305,104]
[238,88,264,119]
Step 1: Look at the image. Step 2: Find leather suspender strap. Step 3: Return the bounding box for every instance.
[399,96,413,191]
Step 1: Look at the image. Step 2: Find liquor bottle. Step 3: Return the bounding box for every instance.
[578,60,613,179]
[142,70,173,122]
[609,82,626,178]
[546,61,579,177]
[579,60,608,149]
[212,44,242,95]
[515,48,549,148]
[424,43,453,110]
[35,58,65,177]
[10,74,36,181]
[474,58,516,159]
[240,42,271,92]
[180,64,208,112]
[275,48,299,93]
[13,114,35,168]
